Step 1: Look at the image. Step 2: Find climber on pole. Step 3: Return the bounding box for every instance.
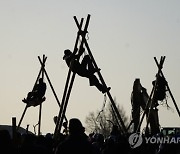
[63,48,110,94]
[22,78,46,107]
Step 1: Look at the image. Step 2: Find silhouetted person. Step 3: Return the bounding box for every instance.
[102,125,130,154]
[55,118,96,154]
[63,49,110,93]
[152,73,167,102]
[92,133,104,154]
[131,78,143,133]
[0,130,14,154]
[22,78,46,107]
[19,134,50,154]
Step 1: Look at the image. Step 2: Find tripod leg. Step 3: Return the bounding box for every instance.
[55,16,90,135]
[38,103,42,136]
[17,105,28,131]
[54,69,73,137]
[154,57,180,117]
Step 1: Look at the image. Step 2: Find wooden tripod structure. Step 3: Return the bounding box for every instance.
[17,55,66,135]
[53,14,127,139]
[136,56,180,135]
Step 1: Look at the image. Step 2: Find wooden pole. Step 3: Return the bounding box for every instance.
[54,17,88,137]
[74,14,127,134]
[38,55,46,136]
[154,57,180,117]
[144,56,165,134]
[57,15,91,133]
[12,117,17,146]
[17,56,47,131]
[17,105,28,131]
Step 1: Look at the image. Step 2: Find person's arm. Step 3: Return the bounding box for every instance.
[75,46,85,60]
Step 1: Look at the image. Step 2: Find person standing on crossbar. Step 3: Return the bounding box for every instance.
[63,47,110,94]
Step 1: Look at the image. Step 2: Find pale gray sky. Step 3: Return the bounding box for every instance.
[0,0,180,134]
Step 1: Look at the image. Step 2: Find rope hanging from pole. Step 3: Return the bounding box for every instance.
[96,94,107,122]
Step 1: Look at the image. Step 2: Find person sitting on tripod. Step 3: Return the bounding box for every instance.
[22,78,46,107]
[63,48,110,94]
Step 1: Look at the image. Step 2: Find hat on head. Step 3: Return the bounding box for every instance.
[63,49,72,60]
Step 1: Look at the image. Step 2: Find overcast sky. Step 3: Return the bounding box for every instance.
[0,0,180,134]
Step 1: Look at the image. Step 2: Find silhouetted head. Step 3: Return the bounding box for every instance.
[93,133,104,144]
[134,78,140,84]
[68,118,85,134]
[63,49,72,60]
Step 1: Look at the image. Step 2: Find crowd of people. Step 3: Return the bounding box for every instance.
[0,118,180,154]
